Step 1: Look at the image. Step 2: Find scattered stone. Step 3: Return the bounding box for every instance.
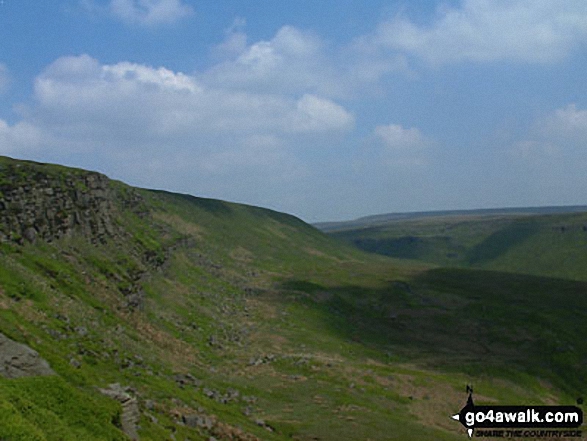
[55,313,70,323]
[182,414,214,430]
[75,326,88,337]
[144,399,155,411]
[146,413,158,424]
[248,354,277,366]
[254,419,275,432]
[203,388,215,399]
[120,358,134,369]
[173,373,202,389]
[46,328,66,340]
[226,388,239,400]
[208,335,221,347]
[23,227,37,243]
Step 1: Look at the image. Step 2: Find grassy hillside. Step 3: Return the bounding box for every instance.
[0,157,585,440]
[326,212,587,281]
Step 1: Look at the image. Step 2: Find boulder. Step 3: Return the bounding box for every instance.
[0,333,55,378]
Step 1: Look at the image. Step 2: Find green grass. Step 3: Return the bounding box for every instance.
[329,212,587,281]
[0,377,126,440]
[0,156,584,440]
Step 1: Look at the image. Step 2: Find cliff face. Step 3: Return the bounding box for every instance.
[0,158,122,244]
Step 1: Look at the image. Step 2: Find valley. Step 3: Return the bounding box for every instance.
[0,156,585,440]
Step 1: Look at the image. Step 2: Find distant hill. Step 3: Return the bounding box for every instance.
[322,207,587,282]
[315,205,587,232]
[1,156,586,440]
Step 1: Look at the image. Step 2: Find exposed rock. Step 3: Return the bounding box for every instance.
[75,326,88,337]
[173,372,202,389]
[98,383,140,440]
[0,159,145,245]
[248,354,277,366]
[23,226,37,243]
[144,399,155,411]
[0,168,114,244]
[146,413,158,424]
[0,333,55,378]
[182,413,214,430]
[254,418,275,432]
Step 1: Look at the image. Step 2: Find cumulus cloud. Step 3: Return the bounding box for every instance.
[212,18,248,59]
[542,104,587,139]
[375,124,429,149]
[205,26,329,94]
[371,0,587,64]
[373,124,432,166]
[0,53,358,213]
[200,135,297,175]
[289,94,354,132]
[0,120,44,155]
[512,104,587,161]
[83,0,194,26]
[1,52,354,186]
[204,25,409,99]
[29,54,353,143]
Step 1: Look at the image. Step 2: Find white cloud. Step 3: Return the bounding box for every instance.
[31,55,353,140]
[0,64,9,95]
[289,94,354,132]
[375,124,428,149]
[212,18,248,59]
[200,135,295,174]
[205,26,328,94]
[102,0,193,26]
[0,54,357,213]
[512,104,587,161]
[373,124,432,166]
[0,120,44,155]
[1,53,354,188]
[372,0,587,64]
[204,25,409,99]
[542,104,587,139]
[508,105,587,206]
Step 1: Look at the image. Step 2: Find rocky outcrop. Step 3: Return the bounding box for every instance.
[0,157,150,245]
[0,160,117,244]
[0,332,55,378]
[98,383,140,440]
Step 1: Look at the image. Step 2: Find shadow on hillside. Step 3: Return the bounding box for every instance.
[278,268,587,395]
[466,220,538,265]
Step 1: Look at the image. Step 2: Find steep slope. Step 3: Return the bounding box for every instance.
[0,156,584,440]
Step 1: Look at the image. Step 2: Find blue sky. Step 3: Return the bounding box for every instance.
[1,1,586,222]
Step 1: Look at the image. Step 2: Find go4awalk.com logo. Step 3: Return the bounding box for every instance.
[451,386,584,438]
